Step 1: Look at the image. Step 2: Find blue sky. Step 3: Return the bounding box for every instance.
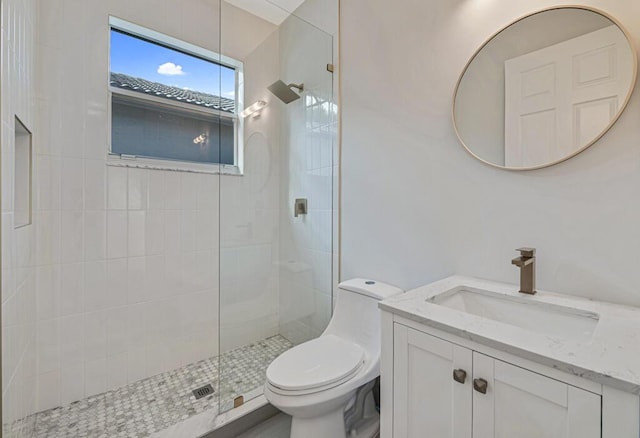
[110,30,236,98]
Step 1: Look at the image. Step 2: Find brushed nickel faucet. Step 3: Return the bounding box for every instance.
[511,247,536,295]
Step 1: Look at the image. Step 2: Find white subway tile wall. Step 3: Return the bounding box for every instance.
[25,0,225,421]
[2,0,38,433]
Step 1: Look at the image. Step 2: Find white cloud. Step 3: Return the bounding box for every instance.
[223,91,236,98]
[157,62,186,76]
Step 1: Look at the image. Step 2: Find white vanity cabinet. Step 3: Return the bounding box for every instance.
[391,323,600,438]
[379,277,640,438]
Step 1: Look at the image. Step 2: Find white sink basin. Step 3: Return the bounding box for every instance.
[427,287,599,342]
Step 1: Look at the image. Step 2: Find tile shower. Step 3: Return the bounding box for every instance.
[1,0,337,436]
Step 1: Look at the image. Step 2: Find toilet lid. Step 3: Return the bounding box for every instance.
[266,335,365,392]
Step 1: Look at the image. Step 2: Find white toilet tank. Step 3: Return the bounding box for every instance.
[323,279,403,355]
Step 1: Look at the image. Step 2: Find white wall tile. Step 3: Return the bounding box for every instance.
[58,315,84,366]
[106,352,128,390]
[128,168,148,210]
[147,170,164,210]
[36,264,60,321]
[180,173,198,209]
[83,310,107,362]
[84,159,106,210]
[126,347,147,383]
[106,258,127,307]
[84,260,107,312]
[61,158,85,210]
[2,126,15,214]
[146,343,172,377]
[84,358,106,397]
[127,256,147,304]
[84,210,106,261]
[36,370,60,412]
[128,211,146,257]
[59,263,84,317]
[164,210,181,254]
[145,210,164,255]
[196,173,218,210]
[84,109,108,159]
[2,0,39,423]
[2,212,15,270]
[37,0,64,48]
[164,254,183,297]
[145,255,167,300]
[181,252,199,295]
[107,166,127,210]
[36,100,63,156]
[36,155,61,211]
[162,171,181,210]
[196,210,215,251]
[36,320,59,374]
[180,210,197,253]
[106,307,127,357]
[59,361,85,405]
[35,211,61,265]
[126,303,147,350]
[107,210,127,259]
[60,104,85,158]
[61,211,84,263]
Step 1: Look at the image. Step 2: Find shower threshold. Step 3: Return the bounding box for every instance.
[7,335,292,438]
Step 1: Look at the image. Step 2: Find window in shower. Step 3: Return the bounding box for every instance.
[108,17,244,171]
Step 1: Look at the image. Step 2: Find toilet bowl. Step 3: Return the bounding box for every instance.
[264,279,403,438]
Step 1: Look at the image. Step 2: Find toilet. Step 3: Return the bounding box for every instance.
[264,279,403,438]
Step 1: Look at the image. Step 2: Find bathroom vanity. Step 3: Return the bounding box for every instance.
[379,276,640,438]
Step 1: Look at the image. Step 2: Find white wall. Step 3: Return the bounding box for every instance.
[341,0,640,307]
[1,0,37,431]
[32,0,276,414]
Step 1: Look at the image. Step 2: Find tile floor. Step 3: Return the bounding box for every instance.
[4,335,292,438]
[236,413,292,438]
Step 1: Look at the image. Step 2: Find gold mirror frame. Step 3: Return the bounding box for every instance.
[452,5,638,171]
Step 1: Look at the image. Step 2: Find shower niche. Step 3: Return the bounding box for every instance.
[14,116,32,228]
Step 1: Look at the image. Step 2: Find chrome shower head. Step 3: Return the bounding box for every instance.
[268,80,304,104]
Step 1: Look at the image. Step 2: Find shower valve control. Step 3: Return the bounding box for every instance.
[294,198,308,217]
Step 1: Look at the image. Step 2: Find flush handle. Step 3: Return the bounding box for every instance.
[473,378,488,394]
[453,369,467,384]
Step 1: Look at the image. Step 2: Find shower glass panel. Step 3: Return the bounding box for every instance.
[218,0,336,412]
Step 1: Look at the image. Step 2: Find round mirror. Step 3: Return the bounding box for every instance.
[453,7,637,170]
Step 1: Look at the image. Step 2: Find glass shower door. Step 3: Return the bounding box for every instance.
[217,0,336,413]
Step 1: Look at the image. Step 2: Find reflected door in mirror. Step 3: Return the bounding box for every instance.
[504,25,633,167]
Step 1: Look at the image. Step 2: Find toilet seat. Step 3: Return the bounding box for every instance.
[266,335,365,395]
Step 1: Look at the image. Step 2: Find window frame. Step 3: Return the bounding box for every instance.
[107,17,245,175]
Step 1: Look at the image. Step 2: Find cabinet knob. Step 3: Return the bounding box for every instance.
[473,378,488,394]
[452,369,467,384]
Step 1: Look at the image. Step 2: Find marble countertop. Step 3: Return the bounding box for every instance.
[379,275,640,394]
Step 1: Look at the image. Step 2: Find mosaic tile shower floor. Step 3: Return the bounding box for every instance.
[6,335,293,438]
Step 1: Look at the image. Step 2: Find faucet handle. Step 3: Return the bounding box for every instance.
[516,247,536,257]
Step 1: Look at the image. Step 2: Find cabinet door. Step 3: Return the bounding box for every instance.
[473,353,601,438]
[393,324,472,438]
